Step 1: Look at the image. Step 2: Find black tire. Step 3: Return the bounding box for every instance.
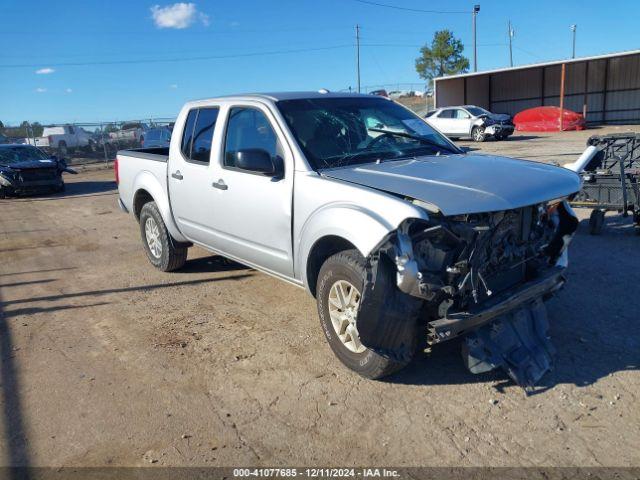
[471,126,486,142]
[589,209,606,235]
[139,201,188,271]
[316,249,410,379]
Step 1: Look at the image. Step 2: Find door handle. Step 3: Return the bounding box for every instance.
[212,179,228,190]
[171,171,183,180]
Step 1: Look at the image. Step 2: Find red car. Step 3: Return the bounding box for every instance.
[514,106,586,132]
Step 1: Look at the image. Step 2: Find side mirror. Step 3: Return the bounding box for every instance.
[234,149,278,175]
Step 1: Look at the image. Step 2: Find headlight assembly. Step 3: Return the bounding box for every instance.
[0,172,15,186]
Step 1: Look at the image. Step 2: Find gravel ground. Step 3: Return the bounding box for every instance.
[0,131,638,468]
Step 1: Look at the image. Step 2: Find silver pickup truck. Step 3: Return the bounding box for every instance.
[116,91,581,387]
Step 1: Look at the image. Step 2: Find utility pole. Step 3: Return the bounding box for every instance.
[472,5,480,72]
[508,20,514,67]
[570,24,577,59]
[355,24,361,93]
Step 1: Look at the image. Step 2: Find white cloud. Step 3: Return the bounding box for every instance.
[35,88,47,93]
[229,21,240,27]
[65,88,73,93]
[36,67,55,75]
[169,84,178,89]
[150,3,209,29]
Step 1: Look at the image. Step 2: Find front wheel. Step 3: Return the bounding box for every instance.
[316,249,412,379]
[139,201,188,271]
[472,126,486,142]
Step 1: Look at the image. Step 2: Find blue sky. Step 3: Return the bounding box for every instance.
[1,0,639,124]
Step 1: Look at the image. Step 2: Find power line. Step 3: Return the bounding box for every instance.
[1,42,508,68]
[351,0,468,14]
[0,45,352,69]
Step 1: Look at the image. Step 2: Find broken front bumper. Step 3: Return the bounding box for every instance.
[427,267,565,345]
[485,124,514,136]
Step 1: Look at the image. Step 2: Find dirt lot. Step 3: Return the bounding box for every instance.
[0,130,639,468]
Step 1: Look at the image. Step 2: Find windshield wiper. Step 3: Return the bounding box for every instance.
[322,150,395,169]
[367,128,459,154]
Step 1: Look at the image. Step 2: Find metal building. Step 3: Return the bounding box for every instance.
[434,49,640,124]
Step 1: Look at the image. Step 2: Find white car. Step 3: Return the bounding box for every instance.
[425,105,515,142]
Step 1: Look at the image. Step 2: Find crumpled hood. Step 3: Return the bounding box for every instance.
[483,113,512,122]
[0,159,58,170]
[320,154,581,215]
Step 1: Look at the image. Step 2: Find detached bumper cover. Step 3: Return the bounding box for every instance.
[462,298,555,389]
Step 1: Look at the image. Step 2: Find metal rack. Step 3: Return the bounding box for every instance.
[570,133,640,234]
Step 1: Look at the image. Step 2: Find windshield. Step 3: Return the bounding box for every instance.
[466,106,490,116]
[277,97,459,169]
[0,146,51,165]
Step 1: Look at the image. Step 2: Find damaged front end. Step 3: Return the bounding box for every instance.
[357,200,578,389]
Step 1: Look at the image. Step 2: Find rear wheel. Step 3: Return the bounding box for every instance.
[139,201,188,271]
[316,249,411,379]
[472,126,486,142]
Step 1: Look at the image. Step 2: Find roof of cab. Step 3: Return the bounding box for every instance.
[188,91,376,105]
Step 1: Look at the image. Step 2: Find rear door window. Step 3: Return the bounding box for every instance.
[181,110,198,158]
[438,109,453,118]
[190,108,219,163]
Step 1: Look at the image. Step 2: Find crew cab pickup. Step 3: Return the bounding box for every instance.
[116,92,581,387]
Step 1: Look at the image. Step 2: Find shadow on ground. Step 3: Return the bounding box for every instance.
[0,181,116,203]
[0,290,32,470]
[54,180,116,197]
[178,255,251,274]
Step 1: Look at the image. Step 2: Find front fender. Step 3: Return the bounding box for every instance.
[132,170,187,242]
[296,201,428,291]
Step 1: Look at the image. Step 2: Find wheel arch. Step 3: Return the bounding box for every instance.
[131,170,188,242]
[297,202,426,296]
[305,235,358,297]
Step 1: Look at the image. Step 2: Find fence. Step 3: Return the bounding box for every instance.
[0,118,175,165]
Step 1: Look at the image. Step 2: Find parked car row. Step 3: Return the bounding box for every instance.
[25,125,96,154]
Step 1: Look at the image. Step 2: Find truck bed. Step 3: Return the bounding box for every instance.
[118,147,169,161]
[116,147,170,217]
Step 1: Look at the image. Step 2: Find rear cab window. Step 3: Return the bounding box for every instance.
[180,107,220,164]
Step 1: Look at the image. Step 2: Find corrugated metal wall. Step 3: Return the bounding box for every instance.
[435,53,640,124]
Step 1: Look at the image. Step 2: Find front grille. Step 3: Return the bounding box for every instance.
[19,168,58,182]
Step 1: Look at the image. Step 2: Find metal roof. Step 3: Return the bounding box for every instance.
[434,49,640,82]
[195,91,373,103]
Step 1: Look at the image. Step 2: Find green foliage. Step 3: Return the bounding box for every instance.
[2,121,44,138]
[415,30,469,83]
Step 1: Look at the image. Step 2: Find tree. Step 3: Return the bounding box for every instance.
[415,30,469,85]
